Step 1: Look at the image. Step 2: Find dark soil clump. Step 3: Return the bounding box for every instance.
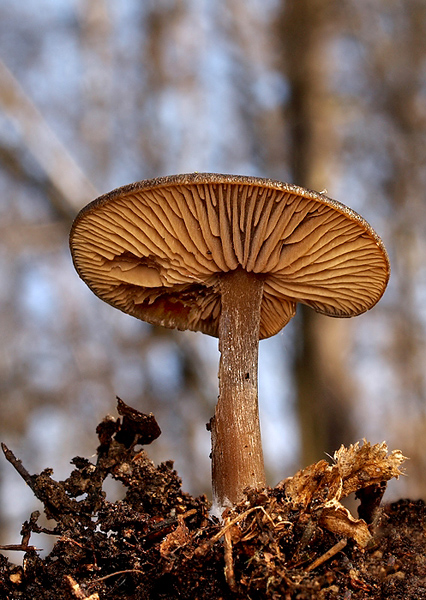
[0,400,424,599]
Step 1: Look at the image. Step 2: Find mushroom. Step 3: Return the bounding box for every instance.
[69,173,390,510]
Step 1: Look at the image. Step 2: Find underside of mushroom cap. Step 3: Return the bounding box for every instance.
[69,173,390,339]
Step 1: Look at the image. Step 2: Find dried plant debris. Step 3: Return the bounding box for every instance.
[278,441,406,547]
[0,401,424,600]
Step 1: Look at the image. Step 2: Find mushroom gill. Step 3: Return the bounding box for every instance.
[70,174,389,340]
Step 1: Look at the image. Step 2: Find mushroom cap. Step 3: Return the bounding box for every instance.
[69,173,390,340]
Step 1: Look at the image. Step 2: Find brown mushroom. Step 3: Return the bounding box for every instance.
[69,172,390,509]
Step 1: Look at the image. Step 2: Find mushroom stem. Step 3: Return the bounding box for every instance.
[211,268,266,509]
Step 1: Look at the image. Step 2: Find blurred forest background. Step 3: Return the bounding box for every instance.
[1,0,426,549]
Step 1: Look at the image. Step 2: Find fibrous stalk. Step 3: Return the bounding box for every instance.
[211,268,266,509]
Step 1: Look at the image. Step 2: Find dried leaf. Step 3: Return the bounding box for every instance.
[334,441,407,498]
[279,460,341,508]
[277,441,407,547]
[320,501,372,547]
[159,521,190,557]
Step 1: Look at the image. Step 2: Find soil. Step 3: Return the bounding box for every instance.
[0,399,424,600]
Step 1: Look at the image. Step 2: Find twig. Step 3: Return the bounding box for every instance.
[66,575,100,599]
[305,538,347,572]
[210,505,277,545]
[223,522,237,592]
[1,443,35,490]
[0,544,40,552]
[88,569,144,586]
[195,505,286,559]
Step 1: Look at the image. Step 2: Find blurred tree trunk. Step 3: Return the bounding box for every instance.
[364,3,426,497]
[78,0,113,181]
[277,0,357,465]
